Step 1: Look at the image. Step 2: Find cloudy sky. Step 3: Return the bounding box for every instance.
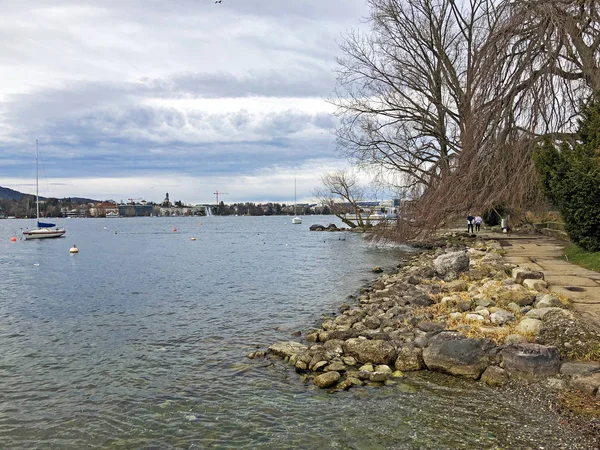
[0,0,370,204]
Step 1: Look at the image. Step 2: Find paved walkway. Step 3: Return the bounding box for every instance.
[482,232,600,330]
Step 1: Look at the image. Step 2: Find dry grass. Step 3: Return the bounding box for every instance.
[558,390,600,419]
[564,343,600,362]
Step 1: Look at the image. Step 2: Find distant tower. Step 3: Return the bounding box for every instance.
[163,192,171,207]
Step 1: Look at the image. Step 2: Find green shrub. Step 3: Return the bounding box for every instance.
[481,204,509,227]
[533,99,600,252]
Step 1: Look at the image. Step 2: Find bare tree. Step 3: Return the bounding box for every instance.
[313,170,382,228]
[332,0,600,239]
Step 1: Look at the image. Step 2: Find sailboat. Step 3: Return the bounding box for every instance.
[291,178,302,224]
[22,140,66,240]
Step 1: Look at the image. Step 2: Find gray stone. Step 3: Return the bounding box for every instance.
[456,300,473,312]
[481,366,509,387]
[490,309,516,325]
[465,313,485,322]
[268,342,309,359]
[523,279,548,291]
[374,364,393,374]
[560,361,600,376]
[343,339,397,365]
[422,331,491,379]
[496,285,536,306]
[325,362,347,372]
[501,343,560,378]
[525,308,572,321]
[506,302,521,314]
[476,298,494,308]
[417,321,446,332]
[341,356,357,366]
[364,315,381,330]
[313,371,341,388]
[512,267,545,285]
[546,378,567,391]
[369,372,389,382]
[323,339,344,354]
[569,373,600,396]
[516,318,543,335]
[433,251,470,280]
[535,294,564,309]
[395,346,425,371]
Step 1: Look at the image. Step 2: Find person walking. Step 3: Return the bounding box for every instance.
[474,215,483,232]
[467,213,474,234]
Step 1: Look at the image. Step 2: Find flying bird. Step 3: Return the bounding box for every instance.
[215,0,222,3]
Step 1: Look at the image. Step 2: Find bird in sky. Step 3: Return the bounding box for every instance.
[215,0,222,3]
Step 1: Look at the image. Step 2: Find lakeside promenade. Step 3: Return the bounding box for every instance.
[475,231,600,330]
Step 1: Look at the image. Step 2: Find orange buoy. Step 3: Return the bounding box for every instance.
[10,236,17,242]
[173,228,177,232]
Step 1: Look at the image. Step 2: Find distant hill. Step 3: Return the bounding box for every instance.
[0,186,97,203]
[0,186,29,200]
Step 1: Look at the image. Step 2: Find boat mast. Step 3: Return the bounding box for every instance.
[35,139,39,221]
[294,178,297,216]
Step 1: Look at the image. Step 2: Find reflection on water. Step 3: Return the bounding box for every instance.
[0,216,586,449]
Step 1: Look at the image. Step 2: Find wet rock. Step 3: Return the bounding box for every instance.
[341,356,357,366]
[369,372,389,382]
[342,339,396,365]
[407,275,419,285]
[247,351,266,359]
[490,309,516,325]
[433,251,469,280]
[325,362,347,372]
[338,377,363,390]
[516,318,543,335]
[314,371,340,388]
[501,343,560,378]
[323,339,344,354]
[560,361,600,376]
[512,268,545,285]
[372,266,384,273]
[374,364,392,374]
[422,331,491,379]
[569,373,600,396]
[395,346,425,371]
[481,366,509,387]
[268,342,309,359]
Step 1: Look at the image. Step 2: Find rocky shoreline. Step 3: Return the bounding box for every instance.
[252,232,600,443]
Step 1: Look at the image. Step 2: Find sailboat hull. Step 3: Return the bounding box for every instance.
[291,217,302,224]
[23,229,66,240]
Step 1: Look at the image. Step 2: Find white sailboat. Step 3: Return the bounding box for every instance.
[291,178,302,224]
[22,140,66,240]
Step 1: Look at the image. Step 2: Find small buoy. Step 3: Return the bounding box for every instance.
[191,237,196,241]
[200,222,203,226]
[70,245,79,254]
[10,236,17,242]
[173,228,177,232]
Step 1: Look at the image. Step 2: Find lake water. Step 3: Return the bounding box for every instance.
[0,216,587,449]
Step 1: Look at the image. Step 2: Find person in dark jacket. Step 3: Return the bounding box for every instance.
[467,213,474,234]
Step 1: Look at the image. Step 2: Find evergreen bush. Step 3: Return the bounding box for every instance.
[533,100,600,252]
[481,204,509,227]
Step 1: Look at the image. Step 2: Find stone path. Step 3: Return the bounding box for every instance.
[481,232,600,330]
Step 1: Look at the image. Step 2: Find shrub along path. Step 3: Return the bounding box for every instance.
[479,231,600,330]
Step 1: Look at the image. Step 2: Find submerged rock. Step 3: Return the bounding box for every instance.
[314,371,340,388]
[422,331,491,379]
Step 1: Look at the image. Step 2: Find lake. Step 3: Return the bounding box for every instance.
[0,216,586,449]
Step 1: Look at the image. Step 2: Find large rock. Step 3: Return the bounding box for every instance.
[342,339,396,365]
[394,346,425,371]
[268,342,309,359]
[422,332,491,379]
[313,371,341,388]
[501,343,560,378]
[560,361,600,376]
[569,373,600,396]
[516,318,543,335]
[512,268,545,285]
[522,279,548,291]
[433,251,469,280]
[495,285,536,306]
[535,294,564,309]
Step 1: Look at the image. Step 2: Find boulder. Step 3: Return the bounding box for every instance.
[569,373,600,396]
[512,268,545,285]
[395,346,425,371]
[268,342,309,359]
[313,371,341,388]
[525,308,572,321]
[342,339,397,365]
[535,294,564,309]
[501,343,560,378]
[433,251,469,280]
[560,361,600,376]
[505,334,528,345]
[516,318,543,335]
[481,366,509,387]
[422,332,491,379]
[523,279,548,291]
[495,285,536,306]
[309,224,326,231]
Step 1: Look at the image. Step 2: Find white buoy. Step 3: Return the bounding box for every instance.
[191,237,197,241]
[70,245,79,254]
